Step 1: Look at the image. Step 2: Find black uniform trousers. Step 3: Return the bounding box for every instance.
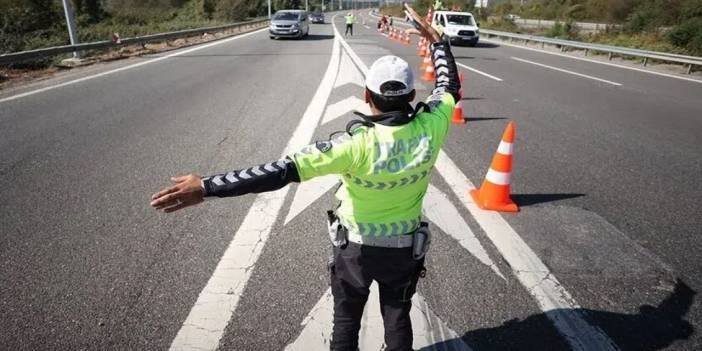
[329,241,423,351]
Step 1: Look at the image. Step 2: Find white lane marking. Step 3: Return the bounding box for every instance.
[337,20,617,350]
[424,185,506,280]
[512,56,622,86]
[321,96,370,125]
[334,48,365,88]
[0,28,268,104]
[457,62,504,82]
[168,35,341,351]
[284,175,339,224]
[434,151,618,351]
[285,284,472,351]
[482,38,702,85]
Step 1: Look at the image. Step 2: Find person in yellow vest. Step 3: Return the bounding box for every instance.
[344,12,355,37]
[150,4,460,350]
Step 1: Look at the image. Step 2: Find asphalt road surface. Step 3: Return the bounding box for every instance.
[1,11,700,351]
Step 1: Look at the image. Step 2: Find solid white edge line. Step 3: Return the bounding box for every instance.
[482,37,702,85]
[511,56,622,86]
[434,151,618,351]
[339,17,618,351]
[168,27,341,351]
[333,20,369,75]
[456,62,504,82]
[0,28,267,104]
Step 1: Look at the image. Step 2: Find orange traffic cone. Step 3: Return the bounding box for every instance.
[459,72,465,82]
[403,32,411,45]
[418,43,427,57]
[420,51,431,69]
[470,122,519,212]
[452,101,465,124]
[422,64,435,81]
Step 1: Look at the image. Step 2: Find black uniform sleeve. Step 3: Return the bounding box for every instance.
[428,41,461,103]
[201,157,300,198]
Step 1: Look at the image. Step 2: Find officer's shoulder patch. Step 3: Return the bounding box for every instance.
[315,140,333,153]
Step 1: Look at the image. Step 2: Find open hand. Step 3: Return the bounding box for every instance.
[403,3,441,43]
[150,174,204,213]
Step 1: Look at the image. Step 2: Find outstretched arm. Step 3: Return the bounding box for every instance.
[150,131,359,213]
[150,158,300,213]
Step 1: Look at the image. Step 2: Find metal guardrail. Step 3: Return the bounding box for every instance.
[0,18,269,66]
[369,10,702,74]
[480,29,702,74]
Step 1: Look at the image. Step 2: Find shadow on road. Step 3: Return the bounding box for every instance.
[463,117,507,122]
[274,34,335,41]
[422,279,695,351]
[474,42,501,49]
[511,193,585,206]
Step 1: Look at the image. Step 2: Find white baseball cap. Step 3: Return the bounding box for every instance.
[365,55,414,97]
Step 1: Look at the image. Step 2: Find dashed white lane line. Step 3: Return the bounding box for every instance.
[481,37,702,85]
[168,33,341,351]
[0,28,268,104]
[434,151,618,351]
[456,62,504,82]
[512,56,622,86]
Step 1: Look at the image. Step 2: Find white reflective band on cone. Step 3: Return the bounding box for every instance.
[497,141,514,155]
[486,168,511,185]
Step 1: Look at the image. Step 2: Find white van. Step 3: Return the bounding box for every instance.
[432,11,480,46]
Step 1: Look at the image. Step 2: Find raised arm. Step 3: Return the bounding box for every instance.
[403,3,461,103]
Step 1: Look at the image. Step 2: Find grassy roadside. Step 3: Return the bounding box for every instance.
[0,21,266,90]
[379,4,699,57]
[482,20,696,57]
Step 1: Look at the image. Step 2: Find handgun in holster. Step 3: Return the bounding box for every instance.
[326,210,347,248]
[413,222,431,278]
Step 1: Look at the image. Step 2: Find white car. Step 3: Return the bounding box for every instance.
[432,11,480,47]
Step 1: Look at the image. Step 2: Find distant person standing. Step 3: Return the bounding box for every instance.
[345,12,355,36]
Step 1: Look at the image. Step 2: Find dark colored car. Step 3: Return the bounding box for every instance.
[309,12,325,24]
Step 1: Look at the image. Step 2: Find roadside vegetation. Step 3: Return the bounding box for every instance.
[492,0,702,56]
[381,0,702,56]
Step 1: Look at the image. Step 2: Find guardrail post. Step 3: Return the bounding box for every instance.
[688,63,693,74]
[61,0,80,59]
[584,49,589,56]
[643,57,648,66]
[608,52,613,60]
[560,45,565,52]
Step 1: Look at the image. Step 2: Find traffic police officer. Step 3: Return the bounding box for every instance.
[150,4,460,350]
[345,12,355,36]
